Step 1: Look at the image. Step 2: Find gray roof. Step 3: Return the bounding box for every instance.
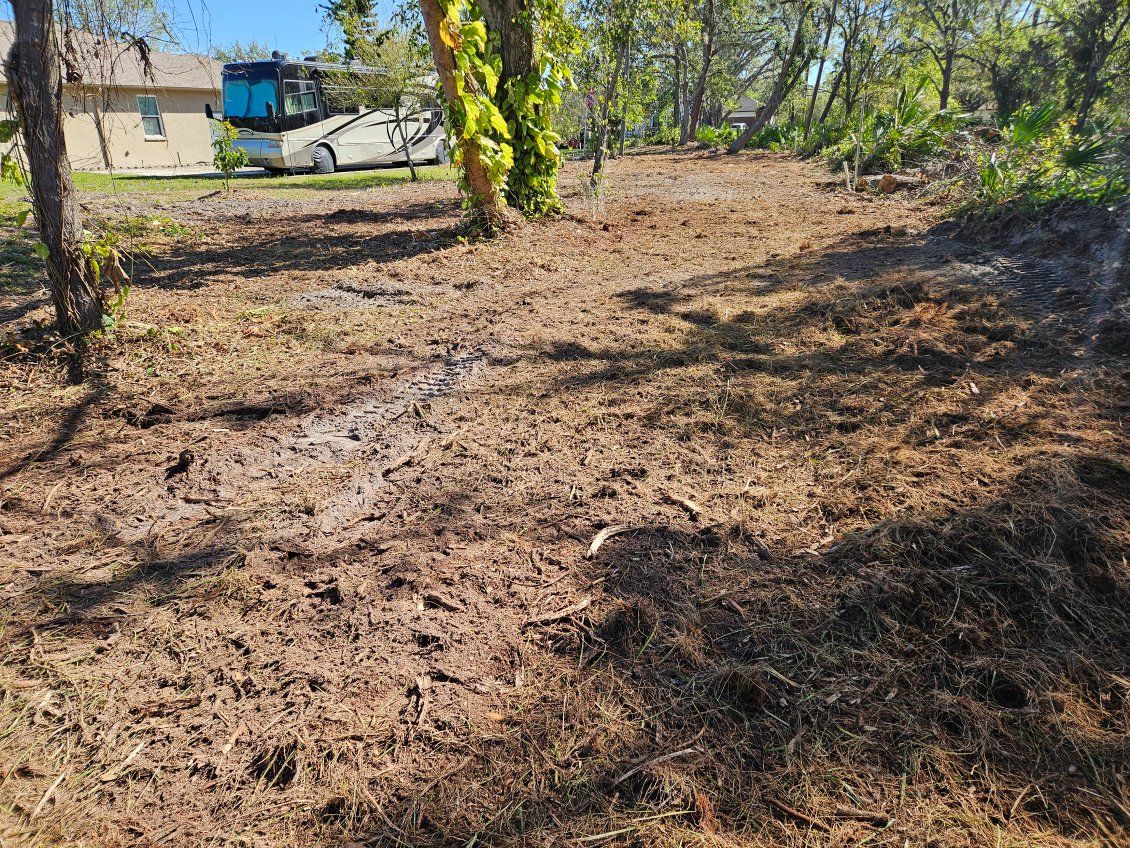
[0,20,222,91]
[726,95,764,120]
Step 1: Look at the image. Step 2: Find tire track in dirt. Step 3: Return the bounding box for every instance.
[110,349,488,554]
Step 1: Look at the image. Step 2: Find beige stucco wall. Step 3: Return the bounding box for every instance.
[1,83,220,171]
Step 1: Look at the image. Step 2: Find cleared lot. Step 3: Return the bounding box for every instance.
[0,150,1126,848]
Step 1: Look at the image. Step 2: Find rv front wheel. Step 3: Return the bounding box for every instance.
[433,140,449,165]
[312,145,335,174]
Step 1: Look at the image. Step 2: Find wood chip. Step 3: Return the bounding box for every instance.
[663,491,702,520]
[383,437,432,477]
[832,804,892,826]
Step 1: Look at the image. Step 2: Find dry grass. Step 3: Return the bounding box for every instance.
[0,150,1126,847]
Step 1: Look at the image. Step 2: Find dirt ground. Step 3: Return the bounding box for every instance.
[0,150,1127,848]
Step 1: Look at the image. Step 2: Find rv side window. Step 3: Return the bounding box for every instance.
[137,95,165,139]
[322,84,361,115]
[283,80,318,116]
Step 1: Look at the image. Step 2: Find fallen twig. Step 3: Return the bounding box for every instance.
[523,596,592,627]
[585,524,652,559]
[612,743,703,786]
[766,797,831,832]
[383,437,432,477]
[832,805,892,826]
[663,491,702,520]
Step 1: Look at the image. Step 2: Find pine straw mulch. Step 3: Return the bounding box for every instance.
[0,150,1127,847]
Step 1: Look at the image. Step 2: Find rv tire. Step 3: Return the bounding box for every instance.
[312,145,335,174]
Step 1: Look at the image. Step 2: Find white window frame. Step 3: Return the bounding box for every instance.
[137,94,165,140]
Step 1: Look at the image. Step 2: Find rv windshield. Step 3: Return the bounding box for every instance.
[222,68,279,119]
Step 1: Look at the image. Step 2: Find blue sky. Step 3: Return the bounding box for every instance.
[166,0,344,56]
[1,1,402,58]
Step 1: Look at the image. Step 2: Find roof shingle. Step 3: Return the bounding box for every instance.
[0,20,222,91]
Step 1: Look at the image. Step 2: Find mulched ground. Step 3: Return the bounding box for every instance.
[0,149,1127,848]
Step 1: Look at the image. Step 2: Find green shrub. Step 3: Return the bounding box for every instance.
[212,120,249,191]
[974,106,1129,209]
[744,124,789,150]
[695,124,737,146]
[824,81,964,174]
[642,125,681,146]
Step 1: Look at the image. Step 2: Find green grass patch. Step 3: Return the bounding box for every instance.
[0,198,40,293]
[71,164,453,196]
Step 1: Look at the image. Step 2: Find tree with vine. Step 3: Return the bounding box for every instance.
[417,0,574,230]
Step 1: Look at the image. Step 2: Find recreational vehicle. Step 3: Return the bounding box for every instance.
[211,54,447,174]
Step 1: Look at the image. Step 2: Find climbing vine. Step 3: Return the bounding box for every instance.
[432,0,575,219]
[436,0,514,208]
[499,0,576,216]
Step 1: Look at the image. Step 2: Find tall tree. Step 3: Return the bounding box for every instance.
[803,0,838,141]
[478,0,570,215]
[1048,0,1130,129]
[906,0,983,109]
[6,0,103,336]
[963,0,1053,119]
[322,0,388,60]
[726,0,812,152]
[417,0,515,230]
[683,0,717,142]
[213,39,274,63]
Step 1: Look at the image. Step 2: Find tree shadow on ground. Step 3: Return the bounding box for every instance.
[0,381,106,481]
[141,222,463,291]
[329,452,1129,847]
[517,223,1107,455]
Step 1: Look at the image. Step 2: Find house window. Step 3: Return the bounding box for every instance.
[137,95,165,139]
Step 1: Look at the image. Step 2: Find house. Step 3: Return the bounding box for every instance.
[724,95,764,130]
[0,21,224,171]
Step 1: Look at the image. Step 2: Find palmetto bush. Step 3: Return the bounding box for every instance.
[826,81,965,174]
[694,123,738,146]
[977,105,1130,208]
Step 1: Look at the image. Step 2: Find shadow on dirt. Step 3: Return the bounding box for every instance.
[526,224,1109,428]
[298,451,1128,847]
[0,382,106,481]
[134,200,464,291]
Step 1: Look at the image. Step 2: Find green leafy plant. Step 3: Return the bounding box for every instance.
[211,120,250,193]
[642,125,681,146]
[79,228,131,330]
[824,81,966,174]
[695,124,737,147]
[436,0,515,213]
[974,106,1129,210]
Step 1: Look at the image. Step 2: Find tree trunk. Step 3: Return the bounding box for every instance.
[394,102,418,182]
[677,43,692,145]
[672,47,683,131]
[7,0,102,338]
[727,2,810,154]
[418,0,513,231]
[817,63,843,124]
[938,49,953,110]
[803,0,837,142]
[685,0,715,141]
[478,0,534,84]
[592,39,627,184]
